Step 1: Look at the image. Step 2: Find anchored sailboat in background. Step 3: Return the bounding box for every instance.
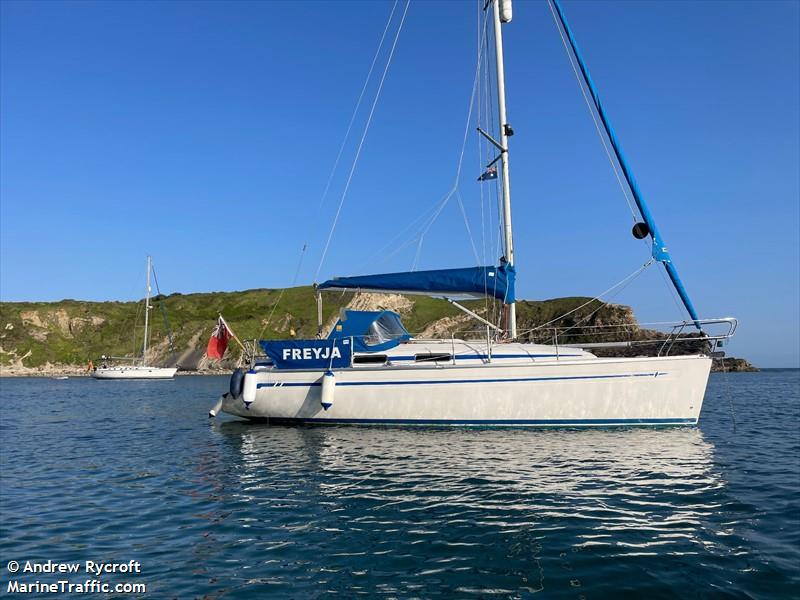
[92,256,177,380]
[211,0,736,425]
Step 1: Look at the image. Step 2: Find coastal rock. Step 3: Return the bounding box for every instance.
[347,293,414,315]
[420,314,474,339]
[712,357,759,372]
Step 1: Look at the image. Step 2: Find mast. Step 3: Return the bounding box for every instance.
[143,255,152,365]
[492,0,516,339]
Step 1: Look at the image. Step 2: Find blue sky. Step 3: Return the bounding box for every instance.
[1,0,798,367]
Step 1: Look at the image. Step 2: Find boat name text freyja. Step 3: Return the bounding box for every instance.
[282,347,342,361]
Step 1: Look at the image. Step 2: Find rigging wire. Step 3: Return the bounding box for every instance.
[657,260,690,319]
[411,234,425,272]
[476,37,489,320]
[477,2,486,269]
[482,4,504,328]
[480,9,494,325]
[474,0,493,322]
[456,190,481,263]
[150,263,175,353]
[491,20,505,327]
[356,197,451,272]
[256,243,309,341]
[546,0,638,224]
[445,12,490,264]
[355,5,492,275]
[131,291,144,359]
[315,0,412,282]
[530,258,655,332]
[257,3,400,338]
[541,268,648,341]
[256,2,403,341]
[313,0,400,222]
[397,7,492,266]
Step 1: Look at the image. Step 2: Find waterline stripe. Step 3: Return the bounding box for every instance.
[256,371,666,389]
[259,417,696,426]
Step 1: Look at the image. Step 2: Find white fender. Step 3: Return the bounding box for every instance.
[209,395,224,418]
[321,370,335,410]
[242,371,257,408]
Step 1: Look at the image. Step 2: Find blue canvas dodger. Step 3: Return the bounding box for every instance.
[328,310,411,353]
[260,338,353,370]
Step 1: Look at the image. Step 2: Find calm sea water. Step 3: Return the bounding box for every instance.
[1,370,798,598]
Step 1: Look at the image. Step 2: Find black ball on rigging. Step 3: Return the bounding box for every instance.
[632,222,650,239]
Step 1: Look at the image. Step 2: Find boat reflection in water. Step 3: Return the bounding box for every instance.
[209,423,726,596]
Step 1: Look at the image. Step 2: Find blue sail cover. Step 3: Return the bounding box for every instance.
[328,310,411,353]
[318,265,516,303]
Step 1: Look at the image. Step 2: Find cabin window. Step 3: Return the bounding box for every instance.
[353,354,388,365]
[364,312,409,346]
[414,353,452,363]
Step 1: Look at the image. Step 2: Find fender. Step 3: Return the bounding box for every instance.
[242,371,258,408]
[229,368,245,399]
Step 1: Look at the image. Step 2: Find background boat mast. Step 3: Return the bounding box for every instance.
[492,0,516,339]
[143,255,151,366]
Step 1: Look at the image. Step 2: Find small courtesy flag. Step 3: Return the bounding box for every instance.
[477,165,498,181]
[207,316,232,360]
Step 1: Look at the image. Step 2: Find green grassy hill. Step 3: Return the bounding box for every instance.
[0,287,633,371]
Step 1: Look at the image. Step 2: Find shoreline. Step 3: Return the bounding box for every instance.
[0,368,230,378]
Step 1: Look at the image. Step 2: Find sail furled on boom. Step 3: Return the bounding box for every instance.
[549,0,702,328]
[318,265,516,303]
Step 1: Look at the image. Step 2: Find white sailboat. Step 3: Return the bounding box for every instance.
[211,0,736,425]
[92,256,177,380]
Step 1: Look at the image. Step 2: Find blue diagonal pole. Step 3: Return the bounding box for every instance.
[551,0,701,329]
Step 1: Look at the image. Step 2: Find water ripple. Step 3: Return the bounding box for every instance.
[1,371,798,598]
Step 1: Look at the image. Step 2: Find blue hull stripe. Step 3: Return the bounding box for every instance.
[388,353,583,361]
[256,417,695,426]
[257,371,665,389]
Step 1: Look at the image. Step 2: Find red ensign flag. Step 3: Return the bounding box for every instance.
[207,317,232,360]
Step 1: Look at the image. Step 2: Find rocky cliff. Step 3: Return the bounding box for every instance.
[0,288,754,375]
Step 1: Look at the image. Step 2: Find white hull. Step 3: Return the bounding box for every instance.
[220,354,711,426]
[92,366,177,380]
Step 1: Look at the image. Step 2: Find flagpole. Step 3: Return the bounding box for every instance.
[219,314,247,352]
